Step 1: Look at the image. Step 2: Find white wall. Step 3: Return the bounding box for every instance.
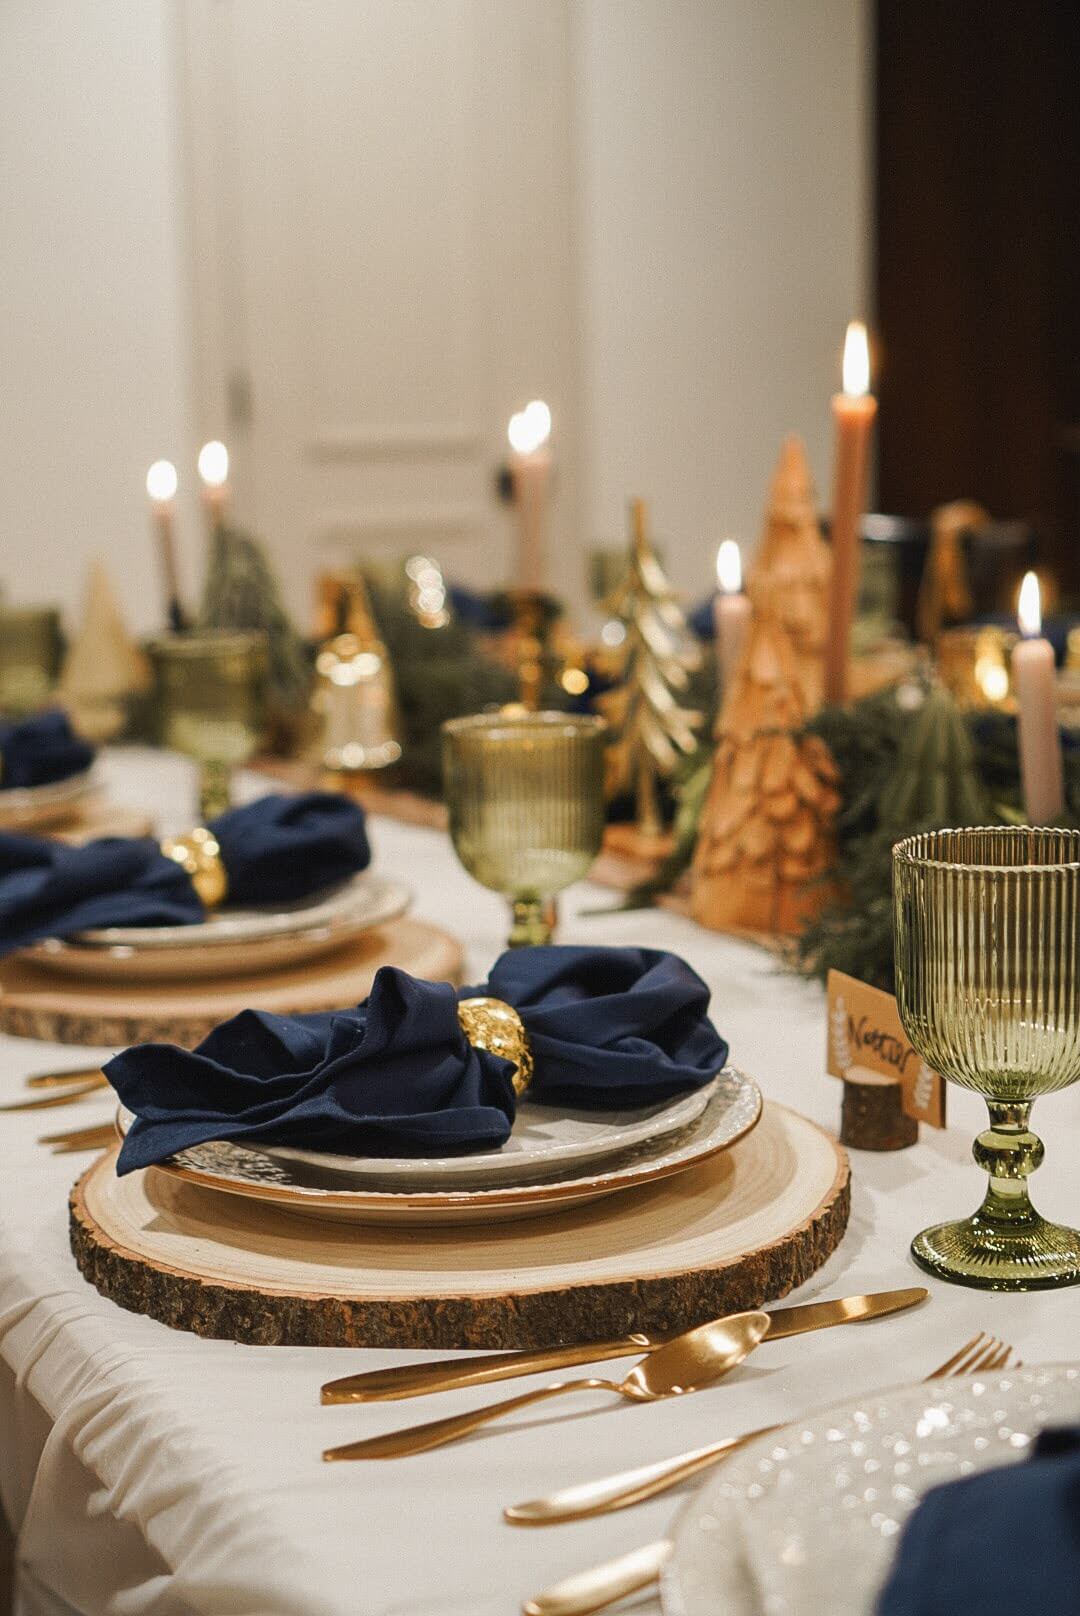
[0,0,869,636]
[0,0,198,637]
[574,0,869,595]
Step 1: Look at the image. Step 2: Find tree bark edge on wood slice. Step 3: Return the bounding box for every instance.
[68,1130,850,1352]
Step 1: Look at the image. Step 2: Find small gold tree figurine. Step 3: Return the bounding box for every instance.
[690,590,839,936]
[603,499,702,840]
[748,435,831,713]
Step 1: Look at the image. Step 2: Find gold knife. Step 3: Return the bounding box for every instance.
[24,1067,109,1091]
[321,1287,927,1404]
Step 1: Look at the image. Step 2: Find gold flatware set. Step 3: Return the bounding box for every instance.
[322,1288,928,1462]
[0,1065,114,1149]
[519,1333,1020,1616]
[320,1287,928,1405]
[0,1064,109,1113]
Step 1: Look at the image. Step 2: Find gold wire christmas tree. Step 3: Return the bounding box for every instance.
[603,498,702,839]
[690,587,840,935]
[748,434,831,713]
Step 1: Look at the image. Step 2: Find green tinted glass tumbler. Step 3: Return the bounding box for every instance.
[442,710,607,947]
[893,826,1080,1289]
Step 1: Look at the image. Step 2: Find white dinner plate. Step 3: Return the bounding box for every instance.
[0,767,96,830]
[664,1361,1080,1616]
[20,874,411,981]
[263,1079,717,1188]
[117,1067,762,1225]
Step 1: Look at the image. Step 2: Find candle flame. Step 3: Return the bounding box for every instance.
[1018,570,1042,638]
[507,399,551,454]
[842,321,871,397]
[197,440,229,488]
[716,539,743,594]
[146,460,178,503]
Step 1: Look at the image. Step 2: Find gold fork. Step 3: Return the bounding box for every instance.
[518,1334,1019,1616]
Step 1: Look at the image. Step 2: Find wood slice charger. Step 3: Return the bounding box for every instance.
[70,1103,850,1351]
[0,920,462,1049]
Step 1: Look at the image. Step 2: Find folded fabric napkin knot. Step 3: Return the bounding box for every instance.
[877,1422,1080,1616]
[0,710,95,790]
[0,791,370,957]
[106,944,728,1173]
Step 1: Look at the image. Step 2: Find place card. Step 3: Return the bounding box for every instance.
[827,970,946,1128]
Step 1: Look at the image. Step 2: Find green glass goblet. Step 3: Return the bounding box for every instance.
[149,629,268,820]
[441,710,607,947]
[893,826,1080,1289]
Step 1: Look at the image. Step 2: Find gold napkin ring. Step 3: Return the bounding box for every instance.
[159,827,228,909]
[456,997,533,1095]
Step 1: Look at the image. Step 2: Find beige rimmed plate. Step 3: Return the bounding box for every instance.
[663,1363,1080,1616]
[118,1068,762,1225]
[263,1079,718,1188]
[0,768,96,831]
[20,874,411,982]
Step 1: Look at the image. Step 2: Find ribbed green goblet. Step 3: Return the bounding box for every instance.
[893,826,1080,1289]
[442,710,607,947]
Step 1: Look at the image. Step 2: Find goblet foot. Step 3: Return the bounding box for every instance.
[912,1212,1080,1291]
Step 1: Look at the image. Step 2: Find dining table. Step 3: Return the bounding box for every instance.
[0,747,1077,1616]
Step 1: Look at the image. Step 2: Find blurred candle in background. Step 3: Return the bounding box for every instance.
[824,321,877,705]
[713,539,751,691]
[197,440,230,527]
[507,400,552,591]
[1012,571,1064,822]
[146,459,186,631]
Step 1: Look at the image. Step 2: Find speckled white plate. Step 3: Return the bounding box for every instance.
[0,767,96,830]
[263,1079,718,1188]
[115,1067,762,1224]
[20,874,411,981]
[663,1362,1080,1616]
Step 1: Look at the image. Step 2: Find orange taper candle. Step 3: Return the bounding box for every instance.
[824,322,877,704]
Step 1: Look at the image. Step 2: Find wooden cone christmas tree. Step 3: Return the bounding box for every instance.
[58,559,150,741]
[690,594,840,936]
[748,435,830,713]
[603,498,702,839]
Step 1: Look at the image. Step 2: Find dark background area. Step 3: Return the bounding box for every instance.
[875,0,1080,592]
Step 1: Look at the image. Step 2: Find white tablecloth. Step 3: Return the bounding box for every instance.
[1,751,1077,1616]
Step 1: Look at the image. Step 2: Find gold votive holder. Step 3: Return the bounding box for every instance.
[149,629,267,819]
[0,605,62,715]
[442,709,607,947]
[935,625,1017,710]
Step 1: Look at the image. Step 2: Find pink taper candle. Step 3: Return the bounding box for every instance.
[507,401,552,591]
[713,540,752,690]
[824,322,878,705]
[197,440,230,529]
[1012,571,1064,822]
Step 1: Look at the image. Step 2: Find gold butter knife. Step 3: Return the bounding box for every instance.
[321,1287,927,1404]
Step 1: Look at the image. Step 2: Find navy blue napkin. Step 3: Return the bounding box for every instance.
[106,945,727,1173]
[480,945,728,1108]
[0,792,370,957]
[0,711,94,789]
[877,1425,1080,1616]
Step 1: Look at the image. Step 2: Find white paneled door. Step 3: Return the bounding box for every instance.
[180,0,580,622]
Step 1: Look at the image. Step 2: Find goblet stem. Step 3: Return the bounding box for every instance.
[509,896,556,948]
[198,760,232,821]
[971,1101,1045,1230]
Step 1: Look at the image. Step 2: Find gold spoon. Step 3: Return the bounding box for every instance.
[322,1310,769,1462]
